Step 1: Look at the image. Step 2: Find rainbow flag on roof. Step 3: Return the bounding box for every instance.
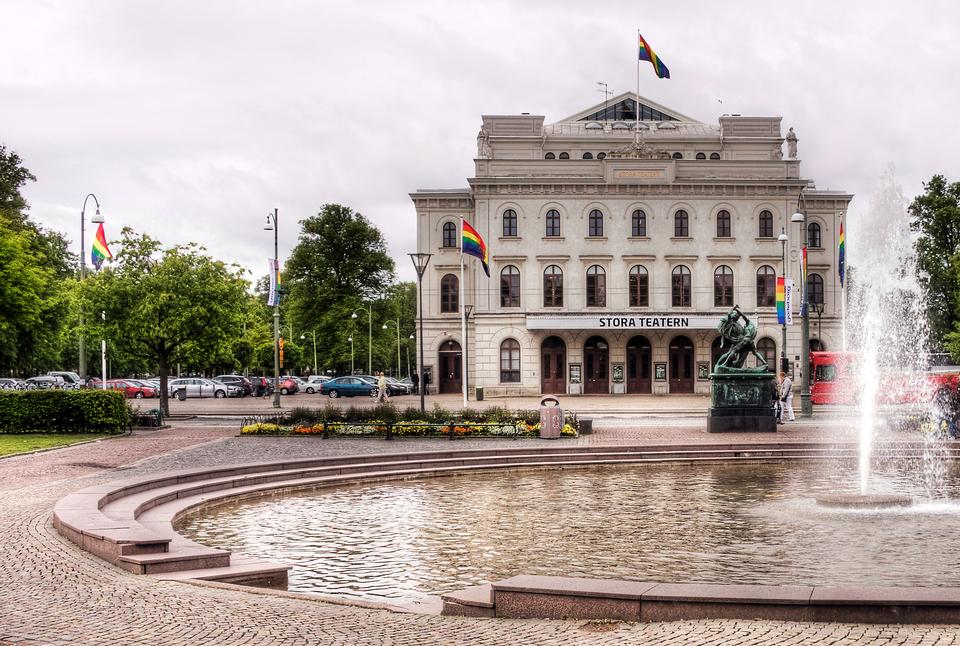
[638,31,670,79]
[838,218,846,287]
[91,222,112,270]
[461,219,489,277]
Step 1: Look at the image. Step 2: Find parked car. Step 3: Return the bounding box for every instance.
[278,377,299,395]
[386,377,411,395]
[303,375,331,394]
[105,379,158,399]
[167,378,240,399]
[249,376,274,397]
[26,375,66,389]
[47,371,84,388]
[358,375,407,397]
[85,377,103,389]
[213,374,254,397]
[320,377,378,399]
[0,378,27,390]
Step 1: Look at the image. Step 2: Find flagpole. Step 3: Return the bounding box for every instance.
[460,216,468,407]
[840,213,847,352]
[635,28,641,147]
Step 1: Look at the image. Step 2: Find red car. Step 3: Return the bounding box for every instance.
[105,379,158,399]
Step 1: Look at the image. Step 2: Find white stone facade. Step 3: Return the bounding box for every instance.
[411,93,852,397]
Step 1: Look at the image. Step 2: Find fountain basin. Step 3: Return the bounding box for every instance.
[816,493,913,509]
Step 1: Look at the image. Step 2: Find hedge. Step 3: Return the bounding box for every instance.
[0,390,131,434]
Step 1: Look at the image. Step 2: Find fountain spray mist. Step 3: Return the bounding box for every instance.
[846,166,932,494]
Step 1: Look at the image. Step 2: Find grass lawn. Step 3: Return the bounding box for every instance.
[0,433,109,457]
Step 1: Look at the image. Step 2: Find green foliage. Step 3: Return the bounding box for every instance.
[0,390,128,433]
[910,175,960,349]
[79,228,250,414]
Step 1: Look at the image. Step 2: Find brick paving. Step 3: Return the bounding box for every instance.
[1,420,957,644]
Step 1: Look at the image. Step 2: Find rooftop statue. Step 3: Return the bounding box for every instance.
[714,305,772,374]
[786,127,798,159]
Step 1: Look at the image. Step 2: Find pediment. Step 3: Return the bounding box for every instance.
[559,92,699,124]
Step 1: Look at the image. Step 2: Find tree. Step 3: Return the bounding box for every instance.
[285,204,395,374]
[80,228,249,414]
[910,175,960,349]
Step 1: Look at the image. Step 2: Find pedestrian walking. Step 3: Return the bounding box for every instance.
[778,371,795,423]
[410,372,419,394]
[377,371,388,403]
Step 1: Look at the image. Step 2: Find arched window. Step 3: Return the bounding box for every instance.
[442,222,457,248]
[696,152,707,160]
[502,209,518,237]
[586,265,606,307]
[545,209,561,237]
[672,152,683,160]
[672,265,691,307]
[631,209,646,237]
[629,265,649,307]
[756,337,777,370]
[588,209,604,237]
[500,265,520,307]
[674,209,689,237]
[714,265,734,307]
[758,210,774,238]
[500,339,521,383]
[558,152,570,160]
[716,209,731,238]
[440,274,458,313]
[543,265,563,307]
[582,152,593,160]
[597,152,607,160]
[808,222,822,248]
[710,152,721,160]
[756,265,776,307]
[544,152,556,160]
[809,273,825,305]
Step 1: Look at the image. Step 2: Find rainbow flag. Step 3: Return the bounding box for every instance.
[838,219,846,287]
[91,222,112,270]
[461,219,489,277]
[638,32,670,79]
[776,277,786,324]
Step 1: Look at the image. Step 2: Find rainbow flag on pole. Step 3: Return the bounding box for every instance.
[776,277,786,324]
[838,218,846,287]
[91,223,112,270]
[461,219,489,277]
[638,32,670,79]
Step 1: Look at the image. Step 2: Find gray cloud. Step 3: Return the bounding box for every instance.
[2,0,958,282]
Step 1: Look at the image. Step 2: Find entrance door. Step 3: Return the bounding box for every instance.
[626,336,652,393]
[583,336,609,394]
[669,335,695,393]
[438,340,462,394]
[541,336,566,394]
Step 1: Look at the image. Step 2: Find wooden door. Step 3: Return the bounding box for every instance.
[541,337,566,394]
[669,336,694,393]
[626,336,652,394]
[583,336,609,394]
[438,340,462,394]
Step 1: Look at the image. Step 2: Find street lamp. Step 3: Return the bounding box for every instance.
[347,336,355,376]
[351,305,372,375]
[409,252,432,412]
[300,330,317,374]
[791,189,812,417]
[382,320,401,378]
[464,304,473,403]
[778,228,789,374]
[263,209,281,409]
[79,193,104,381]
[407,333,414,379]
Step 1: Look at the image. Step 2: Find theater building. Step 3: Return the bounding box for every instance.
[410,93,852,396]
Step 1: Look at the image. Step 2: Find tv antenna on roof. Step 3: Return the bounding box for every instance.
[596,81,612,119]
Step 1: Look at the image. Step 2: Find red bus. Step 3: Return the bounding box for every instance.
[810,351,960,405]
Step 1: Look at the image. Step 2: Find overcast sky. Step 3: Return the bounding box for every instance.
[3,0,959,283]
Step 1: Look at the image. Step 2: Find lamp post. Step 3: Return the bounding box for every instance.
[263,209,281,409]
[407,333,414,379]
[791,189,812,417]
[382,320,402,378]
[347,336,355,376]
[409,253,432,412]
[812,301,825,346]
[352,305,372,375]
[300,330,317,374]
[79,194,104,381]
[464,304,473,402]
[778,228,789,374]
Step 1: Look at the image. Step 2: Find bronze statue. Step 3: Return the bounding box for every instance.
[714,305,771,374]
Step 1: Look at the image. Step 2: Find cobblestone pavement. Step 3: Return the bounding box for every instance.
[2,422,958,645]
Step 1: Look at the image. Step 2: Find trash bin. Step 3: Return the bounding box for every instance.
[475,386,484,401]
[539,397,562,439]
[176,387,186,401]
[579,417,593,435]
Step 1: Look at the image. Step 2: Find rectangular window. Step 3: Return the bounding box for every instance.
[546,213,561,237]
[672,274,691,307]
[500,271,520,307]
[543,273,563,307]
[586,273,606,307]
[629,273,649,307]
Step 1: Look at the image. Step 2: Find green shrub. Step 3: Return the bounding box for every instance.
[0,390,129,434]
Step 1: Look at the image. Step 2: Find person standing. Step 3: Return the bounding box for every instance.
[377,371,388,403]
[779,371,795,423]
[410,371,419,394]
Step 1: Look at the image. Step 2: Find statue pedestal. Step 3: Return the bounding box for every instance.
[707,372,777,433]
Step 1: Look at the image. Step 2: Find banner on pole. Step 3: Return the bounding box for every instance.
[784,279,794,326]
[267,258,278,306]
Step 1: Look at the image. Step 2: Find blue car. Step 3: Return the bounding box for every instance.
[320,377,378,399]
